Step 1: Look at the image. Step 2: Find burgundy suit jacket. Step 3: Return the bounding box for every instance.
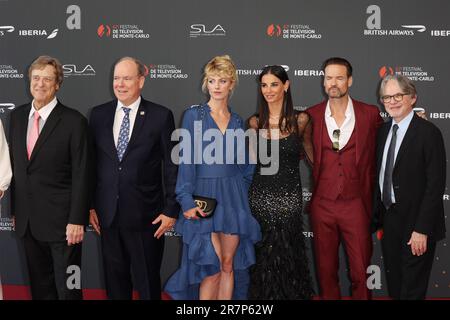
[306,98,383,219]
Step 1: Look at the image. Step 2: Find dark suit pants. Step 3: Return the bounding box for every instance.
[101,224,164,300]
[381,205,436,300]
[311,196,372,300]
[22,226,82,300]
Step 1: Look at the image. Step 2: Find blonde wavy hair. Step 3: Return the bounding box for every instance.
[201,55,238,94]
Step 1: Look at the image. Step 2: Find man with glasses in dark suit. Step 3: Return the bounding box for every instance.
[372,74,446,299]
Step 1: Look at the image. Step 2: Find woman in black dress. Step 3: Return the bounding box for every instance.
[247,65,314,299]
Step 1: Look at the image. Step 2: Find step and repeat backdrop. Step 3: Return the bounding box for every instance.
[0,0,449,298]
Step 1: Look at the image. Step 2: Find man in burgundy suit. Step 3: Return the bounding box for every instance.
[307,57,383,299]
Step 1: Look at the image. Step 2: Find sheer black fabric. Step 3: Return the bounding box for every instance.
[247,112,314,300]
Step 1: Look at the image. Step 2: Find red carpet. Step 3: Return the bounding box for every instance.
[1,285,448,300]
[1,285,173,300]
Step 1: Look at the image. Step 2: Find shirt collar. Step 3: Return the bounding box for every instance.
[116,96,141,112]
[325,96,354,118]
[391,109,414,131]
[29,97,58,121]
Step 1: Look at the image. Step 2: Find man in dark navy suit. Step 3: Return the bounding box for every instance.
[89,57,179,300]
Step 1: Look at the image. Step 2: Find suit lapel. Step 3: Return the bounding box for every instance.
[353,102,365,165]
[17,104,31,164]
[315,102,326,171]
[28,103,63,164]
[393,114,419,170]
[101,102,118,161]
[376,120,391,173]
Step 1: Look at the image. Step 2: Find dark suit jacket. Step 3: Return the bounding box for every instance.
[89,98,179,230]
[307,99,383,218]
[9,102,90,241]
[372,113,446,241]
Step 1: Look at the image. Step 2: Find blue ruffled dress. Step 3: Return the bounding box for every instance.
[164,104,261,300]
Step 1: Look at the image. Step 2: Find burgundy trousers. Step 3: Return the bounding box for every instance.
[310,196,372,300]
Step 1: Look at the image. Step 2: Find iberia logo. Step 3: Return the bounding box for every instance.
[267,24,282,37]
[97,24,111,37]
[379,66,395,78]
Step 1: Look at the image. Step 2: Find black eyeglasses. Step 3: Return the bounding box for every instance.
[332,129,340,151]
[380,93,409,104]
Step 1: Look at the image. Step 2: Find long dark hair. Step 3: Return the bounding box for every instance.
[256,65,297,135]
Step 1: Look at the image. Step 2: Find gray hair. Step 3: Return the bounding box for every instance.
[379,74,417,97]
[114,56,146,77]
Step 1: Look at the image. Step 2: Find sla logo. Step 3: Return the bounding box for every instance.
[189,24,226,38]
[379,66,395,78]
[63,64,96,77]
[267,24,282,37]
[97,24,111,37]
[0,26,15,37]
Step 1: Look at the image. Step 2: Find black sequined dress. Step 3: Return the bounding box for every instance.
[248,133,313,300]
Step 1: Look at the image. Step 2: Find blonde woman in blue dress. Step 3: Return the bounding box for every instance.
[165,55,261,300]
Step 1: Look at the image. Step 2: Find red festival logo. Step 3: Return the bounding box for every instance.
[143,65,149,77]
[379,66,395,78]
[267,24,282,37]
[97,24,111,37]
[143,64,157,77]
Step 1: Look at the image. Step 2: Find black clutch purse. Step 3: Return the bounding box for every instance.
[193,195,217,219]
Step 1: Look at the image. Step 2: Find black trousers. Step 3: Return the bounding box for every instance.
[381,205,436,300]
[22,226,82,300]
[101,220,164,300]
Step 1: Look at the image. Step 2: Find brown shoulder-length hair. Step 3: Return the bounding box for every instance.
[256,65,297,134]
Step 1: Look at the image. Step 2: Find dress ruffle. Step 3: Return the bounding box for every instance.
[164,174,261,300]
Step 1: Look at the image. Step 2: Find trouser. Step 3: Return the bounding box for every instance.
[101,222,164,300]
[22,226,82,300]
[381,205,436,300]
[310,196,372,300]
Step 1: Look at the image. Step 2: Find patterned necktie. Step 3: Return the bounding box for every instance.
[117,107,131,161]
[382,124,399,209]
[27,111,40,159]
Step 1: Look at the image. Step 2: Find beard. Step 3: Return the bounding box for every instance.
[326,87,347,98]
